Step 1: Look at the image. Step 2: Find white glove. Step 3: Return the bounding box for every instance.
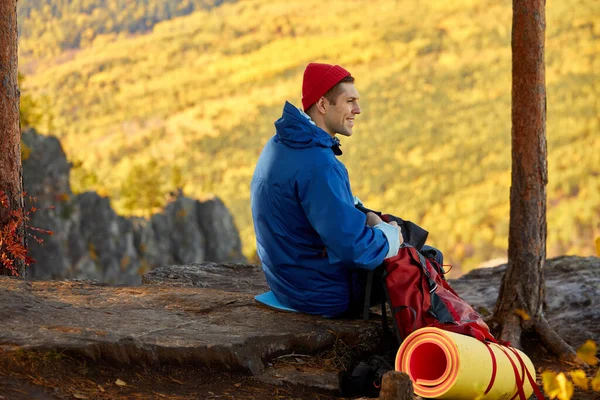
[373,221,403,259]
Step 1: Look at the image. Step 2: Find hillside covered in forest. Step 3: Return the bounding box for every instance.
[18,0,600,273]
[17,0,233,59]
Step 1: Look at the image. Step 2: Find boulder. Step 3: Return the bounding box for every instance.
[21,129,78,280]
[67,192,142,283]
[196,197,245,263]
[160,196,207,265]
[449,255,600,346]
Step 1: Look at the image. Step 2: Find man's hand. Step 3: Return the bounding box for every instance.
[366,212,382,227]
[388,220,404,245]
[366,212,404,245]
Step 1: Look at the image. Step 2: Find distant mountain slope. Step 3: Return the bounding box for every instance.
[18,0,234,59]
[20,0,600,272]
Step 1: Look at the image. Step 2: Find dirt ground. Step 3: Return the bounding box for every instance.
[0,336,598,400]
[0,346,346,400]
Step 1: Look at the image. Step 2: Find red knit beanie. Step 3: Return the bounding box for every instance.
[302,63,351,111]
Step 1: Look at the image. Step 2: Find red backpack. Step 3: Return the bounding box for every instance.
[381,244,494,343]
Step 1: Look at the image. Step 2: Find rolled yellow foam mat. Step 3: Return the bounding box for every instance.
[395,327,536,400]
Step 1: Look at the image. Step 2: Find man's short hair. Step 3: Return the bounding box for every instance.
[323,75,356,105]
[305,76,355,115]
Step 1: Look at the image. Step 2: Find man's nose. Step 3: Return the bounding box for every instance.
[353,103,361,114]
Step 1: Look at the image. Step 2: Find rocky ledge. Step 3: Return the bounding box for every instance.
[0,263,378,381]
[0,256,598,396]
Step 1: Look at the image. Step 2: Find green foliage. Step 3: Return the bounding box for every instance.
[119,158,185,217]
[18,0,600,273]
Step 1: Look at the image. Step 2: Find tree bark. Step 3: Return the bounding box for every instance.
[0,0,25,276]
[492,0,575,361]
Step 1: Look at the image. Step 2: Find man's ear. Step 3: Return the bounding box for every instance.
[315,97,328,115]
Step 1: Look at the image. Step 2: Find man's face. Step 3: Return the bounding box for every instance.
[323,82,361,137]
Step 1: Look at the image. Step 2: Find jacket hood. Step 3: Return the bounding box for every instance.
[274,101,342,155]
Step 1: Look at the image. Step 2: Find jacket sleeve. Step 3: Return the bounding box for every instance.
[298,162,389,270]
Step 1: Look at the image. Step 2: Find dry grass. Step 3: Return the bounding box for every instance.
[271,324,384,372]
[0,348,342,399]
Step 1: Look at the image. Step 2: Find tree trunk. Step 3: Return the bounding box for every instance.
[492,0,575,361]
[0,0,25,276]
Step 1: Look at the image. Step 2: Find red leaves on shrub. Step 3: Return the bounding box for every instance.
[0,190,53,276]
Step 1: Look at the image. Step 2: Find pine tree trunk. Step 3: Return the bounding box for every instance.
[0,0,25,276]
[493,0,575,361]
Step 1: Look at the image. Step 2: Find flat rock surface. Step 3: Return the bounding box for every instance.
[0,276,377,377]
[142,262,268,294]
[253,365,340,394]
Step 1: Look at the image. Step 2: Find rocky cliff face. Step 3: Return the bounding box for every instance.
[21,129,245,284]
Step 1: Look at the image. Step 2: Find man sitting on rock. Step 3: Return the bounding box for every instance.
[250,62,403,317]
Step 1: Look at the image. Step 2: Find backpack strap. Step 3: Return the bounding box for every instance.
[495,345,544,400]
[483,342,498,395]
[381,268,404,346]
[362,269,374,321]
[507,346,545,400]
[406,246,438,293]
[498,345,527,400]
[362,269,398,353]
[405,246,459,324]
[381,279,400,349]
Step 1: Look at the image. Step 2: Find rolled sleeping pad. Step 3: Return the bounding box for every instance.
[396,327,536,400]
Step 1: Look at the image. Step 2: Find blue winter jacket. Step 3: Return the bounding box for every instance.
[250,101,390,316]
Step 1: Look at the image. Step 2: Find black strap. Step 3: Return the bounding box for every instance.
[392,305,419,332]
[365,269,395,350]
[407,246,438,293]
[381,294,396,354]
[381,269,404,346]
[363,270,374,321]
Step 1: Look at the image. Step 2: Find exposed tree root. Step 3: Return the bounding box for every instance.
[498,312,524,350]
[533,315,578,363]
[496,311,578,363]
